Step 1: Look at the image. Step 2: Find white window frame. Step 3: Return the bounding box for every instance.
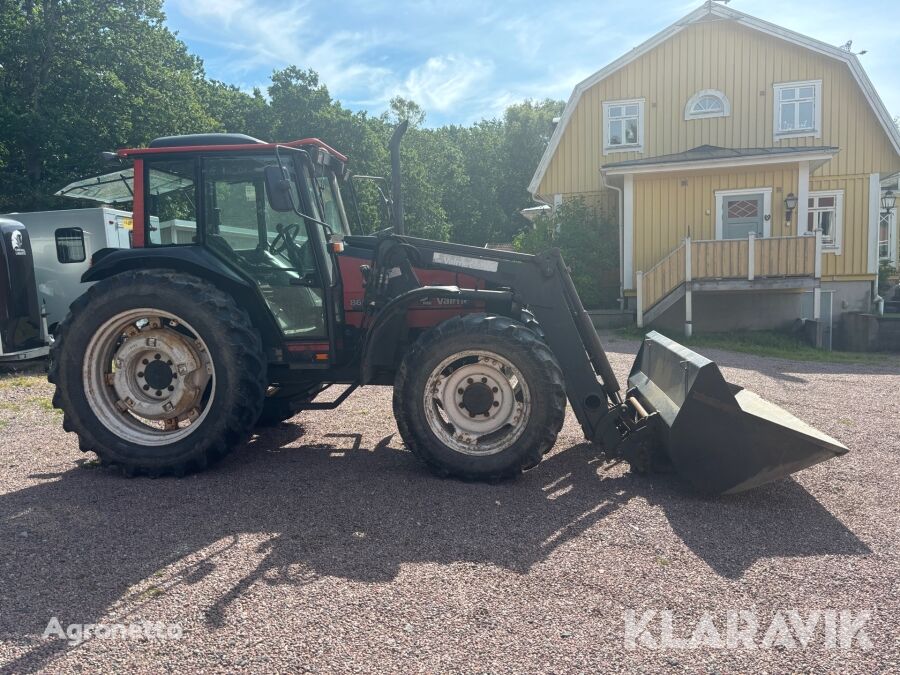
[803,190,843,254]
[684,89,730,120]
[603,98,644,154]
[714,187,773,240]
[773,80,822,141]
[879,209,897,264]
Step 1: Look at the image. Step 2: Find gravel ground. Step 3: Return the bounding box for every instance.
[0,335,898,673]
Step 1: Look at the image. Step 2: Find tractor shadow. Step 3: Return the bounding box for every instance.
[0,429,868,672]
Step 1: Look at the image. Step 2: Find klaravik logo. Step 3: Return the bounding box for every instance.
[623,609,873,650]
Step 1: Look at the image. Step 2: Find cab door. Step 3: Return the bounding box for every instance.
[199,154,328,338]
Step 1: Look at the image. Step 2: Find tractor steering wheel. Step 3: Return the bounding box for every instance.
[269,223,301,256]
[269,223,308,275]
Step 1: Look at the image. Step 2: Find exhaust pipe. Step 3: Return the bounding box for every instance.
[389,121,409,235]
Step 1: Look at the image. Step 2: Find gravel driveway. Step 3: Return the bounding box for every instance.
[1,335,898,673]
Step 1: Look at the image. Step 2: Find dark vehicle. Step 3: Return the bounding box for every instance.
[49,132,846,494]
[0,218,50,362]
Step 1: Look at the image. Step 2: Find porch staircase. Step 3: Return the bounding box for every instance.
[636,231,823,330]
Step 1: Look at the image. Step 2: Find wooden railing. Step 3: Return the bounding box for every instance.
[754,235,817,278]
[640,242,685,310]
[637,232,822,329]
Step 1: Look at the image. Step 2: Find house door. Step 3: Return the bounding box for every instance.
[722,193,765,239]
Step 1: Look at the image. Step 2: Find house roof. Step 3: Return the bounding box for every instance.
[602,144,840,173]
[528,2,900,197]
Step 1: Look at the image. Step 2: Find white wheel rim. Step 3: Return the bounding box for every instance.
[423,350,531,456]
[83,308,215,446]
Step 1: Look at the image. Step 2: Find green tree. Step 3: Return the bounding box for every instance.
[496,99,565,238]
[514,198,619,308]
[0,0,219,211]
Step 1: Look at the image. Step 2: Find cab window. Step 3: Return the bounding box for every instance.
[146,159,197,245]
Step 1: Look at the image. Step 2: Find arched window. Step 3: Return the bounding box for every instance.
[684,90,730,120]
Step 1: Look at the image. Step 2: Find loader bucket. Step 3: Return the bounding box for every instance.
[627,331,848,495]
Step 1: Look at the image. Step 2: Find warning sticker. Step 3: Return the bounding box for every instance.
[432,252,499,273]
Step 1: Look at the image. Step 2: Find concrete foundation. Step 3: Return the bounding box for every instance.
[837,312,900,352]
[821,280,873,314]
[650,290,805,333]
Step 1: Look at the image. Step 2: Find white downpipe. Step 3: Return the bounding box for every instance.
[797,161,810,236]
[623,175,634,291]
[867,173,881,274]
[600,170,625,309]
[636,271,644,327]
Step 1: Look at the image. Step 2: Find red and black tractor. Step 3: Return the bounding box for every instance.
[49,131,846,494]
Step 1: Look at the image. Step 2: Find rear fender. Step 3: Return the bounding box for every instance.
[83,247,284,350]
[360,286,513,384]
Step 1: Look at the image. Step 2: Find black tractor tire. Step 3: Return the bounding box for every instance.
[49,270,267,476]
[393,313,566,480]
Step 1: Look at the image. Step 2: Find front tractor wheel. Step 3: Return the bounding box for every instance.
[393,314,566,480]
[49,270,267,476]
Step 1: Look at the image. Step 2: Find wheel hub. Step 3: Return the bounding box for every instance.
[142,358,175,391]
[460,380,495,416]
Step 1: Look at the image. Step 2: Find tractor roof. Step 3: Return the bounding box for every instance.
[117,133,348,163]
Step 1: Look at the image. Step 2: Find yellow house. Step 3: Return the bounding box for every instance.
[528,2,900,335]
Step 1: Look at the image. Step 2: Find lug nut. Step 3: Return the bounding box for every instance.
[493,401,500,407]
[492,386,498,393]
[457,388,464,395]
[141,359,148,365]
[481,377,487,383]
[168,386,175,392]
[468,412,475,418]
[154,354,161,360]
[155,390,162,396]
[138,372,144,378]
[467,378,473,384]
[143,384,150,391]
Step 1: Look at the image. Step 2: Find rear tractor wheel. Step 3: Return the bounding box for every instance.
[393,314,566,480]
[49,270,267,476]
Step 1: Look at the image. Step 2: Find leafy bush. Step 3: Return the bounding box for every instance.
[513,197,619,308]
[878,260,897,294]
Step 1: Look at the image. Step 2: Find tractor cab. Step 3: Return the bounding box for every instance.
[118,133,354,345]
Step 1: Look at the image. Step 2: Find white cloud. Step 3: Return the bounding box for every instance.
[397,55,494,113]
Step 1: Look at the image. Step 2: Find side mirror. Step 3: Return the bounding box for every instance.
[264,165,294,212]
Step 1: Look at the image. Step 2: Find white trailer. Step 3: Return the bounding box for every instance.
[0,208,138,331]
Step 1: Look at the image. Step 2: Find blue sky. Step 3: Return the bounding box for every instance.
[163,0,899,128]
